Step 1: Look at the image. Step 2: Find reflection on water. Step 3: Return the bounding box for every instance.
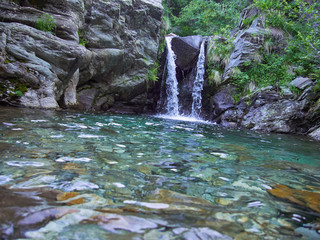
[0,106,320,239]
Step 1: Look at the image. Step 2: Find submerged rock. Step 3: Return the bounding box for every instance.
[267,184,320,213]
[183,227,233,240]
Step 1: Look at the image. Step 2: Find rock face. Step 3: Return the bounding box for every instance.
[0,0,163,111]
[208,6,320,140]
[223,6,265,80]
[209,79,320,139]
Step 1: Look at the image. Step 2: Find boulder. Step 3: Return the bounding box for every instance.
[290,77,313,90]
[171,35,203,71]
[309,127,320,141]
[211,86,236,118]
[241,93,304,133]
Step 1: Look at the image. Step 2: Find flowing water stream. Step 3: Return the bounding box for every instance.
[0,106,320,239]
[191,40,206,119]
[164,36,179,116]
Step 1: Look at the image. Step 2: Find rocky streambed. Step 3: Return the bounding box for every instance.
[0,106,320,239]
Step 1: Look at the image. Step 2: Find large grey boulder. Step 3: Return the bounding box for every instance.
[171,35,203,71]
[241,99,304,133]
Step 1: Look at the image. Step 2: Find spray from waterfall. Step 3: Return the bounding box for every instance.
[191,40,206,119]
[164,36,179,116]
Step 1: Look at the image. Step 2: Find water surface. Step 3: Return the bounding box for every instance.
[0,106,319,239]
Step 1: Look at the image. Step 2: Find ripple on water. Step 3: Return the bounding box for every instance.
[6,161,45,167]
[55,157,92,163]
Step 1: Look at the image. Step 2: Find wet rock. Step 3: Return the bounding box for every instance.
[241,98,303,133]
[183,227,233,240]
[149,189,213,206]
[59,179,99,191]
[18,208,77,226]
[121,189,215,214]
[56,192,79,201]
[234,232,260,240]
[62,163,87,175]
[12,175,56,189]
[0,186,64,238]
[171,35,203,71]
[267,184,320,213]
[56,192,112,207]
[309,126,320,141]
[211,86,236,119]
[295,226,320,240]
[82,214,164,234]
[144,229,175,240]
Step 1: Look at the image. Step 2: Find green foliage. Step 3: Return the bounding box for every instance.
[36,13,56,34]
[207,37,234,86]
[253,0,320,80]
[15,90,23,97]
[313,81,320,94]
[207,38,234,71]
[78,30,88,47]
[231,54,294,94]
[79,38,88,47]
[0,79,28,98]
[147,62,159,83]
[164,0,250,36]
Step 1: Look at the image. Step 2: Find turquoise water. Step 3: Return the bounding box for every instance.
[0,106,319,239]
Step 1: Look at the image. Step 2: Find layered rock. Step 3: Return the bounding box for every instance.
[210,78,320,139]
[0,0,163,111]
[223,6,266,80]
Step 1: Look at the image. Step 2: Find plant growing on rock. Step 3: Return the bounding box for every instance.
[147,62,159,83]
[36,13,56,34]
[78,30,88,47]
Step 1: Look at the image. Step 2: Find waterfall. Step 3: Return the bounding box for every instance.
[191,40,205,119]
[164,36,179,116]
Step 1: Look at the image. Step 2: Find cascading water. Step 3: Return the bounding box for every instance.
[164,36,180,116]
[191,40,206,119]
[159,36,206,122]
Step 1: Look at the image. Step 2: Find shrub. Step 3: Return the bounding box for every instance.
[36,13,56,34]
[231,53,294,94]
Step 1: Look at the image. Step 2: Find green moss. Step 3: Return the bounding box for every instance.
[4,79,29,98]
[4,59,13,64]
